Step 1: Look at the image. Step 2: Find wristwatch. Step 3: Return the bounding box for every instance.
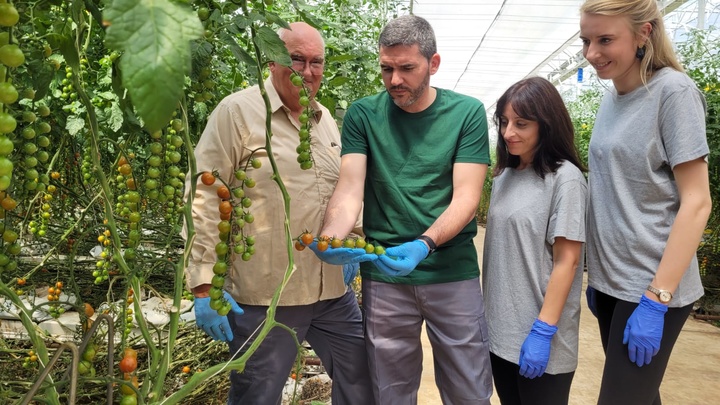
[646,285,673,304]
[416,235,437,256]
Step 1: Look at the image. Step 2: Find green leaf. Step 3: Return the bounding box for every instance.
[328,76,349,86]
[264,12,290,30]
[66,116,85,136]
[47,34,80,71]
[253,26,291,67]
[219,32,257,67]
[109,103,124,132]
[328,54,357,62]
[104,0,204,131]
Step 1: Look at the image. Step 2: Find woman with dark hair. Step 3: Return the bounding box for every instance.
[482,76,587,404]
[580,0,710,403]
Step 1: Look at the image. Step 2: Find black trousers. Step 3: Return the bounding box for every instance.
[595,290,693,405]
[490,352,575,405]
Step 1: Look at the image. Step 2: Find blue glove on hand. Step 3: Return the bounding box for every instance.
[342,263,359,286]
[623,295,667,367]
[374,240,429,277]
[194,291,244,342]
[519,319,558,379]
[586,286,598,318]
[308,242,377,265]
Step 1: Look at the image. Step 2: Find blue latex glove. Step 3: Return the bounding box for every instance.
[194,291,244,342]
[343,263,359,286]
[307,241,377,265]
[623,295,668,367]
[586,286,598,318]
[519,319,558,379]
[374,240,429,277]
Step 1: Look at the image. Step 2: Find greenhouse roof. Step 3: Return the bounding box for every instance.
[406,0,719,113]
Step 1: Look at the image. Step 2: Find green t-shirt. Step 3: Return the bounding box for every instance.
[342,88,490,285]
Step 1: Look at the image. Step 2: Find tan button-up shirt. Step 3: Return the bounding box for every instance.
[184,79,349,305]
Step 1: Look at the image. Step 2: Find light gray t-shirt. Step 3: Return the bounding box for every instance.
[483,160,587,374]
[586,68,708,307]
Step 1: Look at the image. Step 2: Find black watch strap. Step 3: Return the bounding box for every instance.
[416,235,437,256]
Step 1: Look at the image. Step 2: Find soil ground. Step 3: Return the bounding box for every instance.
[417,227,720,404]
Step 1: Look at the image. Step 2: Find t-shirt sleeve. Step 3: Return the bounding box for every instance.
[546,174,587,245]
[659,85,708,168]
[340,104,368,156]
[455,100,490,164]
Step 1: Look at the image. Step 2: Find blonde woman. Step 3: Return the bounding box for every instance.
[580,0,711,403]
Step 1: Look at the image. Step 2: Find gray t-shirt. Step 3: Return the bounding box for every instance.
[483,160,587,374]
[586,68,708,307]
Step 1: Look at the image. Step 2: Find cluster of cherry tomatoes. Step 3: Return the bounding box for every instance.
[199,168,258,316]
[294,232,386,255]
[46,281,66,318]
[290,72,314,170]
[22,349,38,369]
[121,289,135,338]
[118,347,140,405]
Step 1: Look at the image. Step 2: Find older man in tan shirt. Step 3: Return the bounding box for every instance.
[183,22,373,404]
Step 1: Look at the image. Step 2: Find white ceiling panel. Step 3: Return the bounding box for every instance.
[402,0,716,115]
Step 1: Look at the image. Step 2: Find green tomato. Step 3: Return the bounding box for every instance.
[0,4,20,27]
[209,287,223,300]
[0,113,17,134]
[0,175,10,191]
[211,275,225,288]
[0,157,13,176]
[147,155,162,167]
[0,136,14,155]
[22,111,36,123]
[0,82,18,104]
[21,127,36,139]
[215,242,229,256]
[23,142,37,154]
[148,142,163,155]
[167,165,181,177]
[37,121,51,134]
[0,44,25,68]
[212,261,228,275]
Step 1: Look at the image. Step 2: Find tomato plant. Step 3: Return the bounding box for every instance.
[0,0,404,403]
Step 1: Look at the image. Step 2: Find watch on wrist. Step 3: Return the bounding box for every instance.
[646,285,673,304]
[416,235,437,256]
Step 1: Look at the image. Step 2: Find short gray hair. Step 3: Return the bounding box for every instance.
[379,15,437,60]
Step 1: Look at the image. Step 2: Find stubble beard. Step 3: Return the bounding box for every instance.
[388,71,430,108]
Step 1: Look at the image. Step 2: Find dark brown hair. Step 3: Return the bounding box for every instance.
[493,76,586,178]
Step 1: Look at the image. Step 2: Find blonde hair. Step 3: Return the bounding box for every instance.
[580,0,684,84]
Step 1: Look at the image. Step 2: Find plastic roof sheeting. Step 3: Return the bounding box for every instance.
[407,0,718,113]
[411,0,585,111]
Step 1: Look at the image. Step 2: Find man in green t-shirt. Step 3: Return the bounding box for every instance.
[308,15,493,404]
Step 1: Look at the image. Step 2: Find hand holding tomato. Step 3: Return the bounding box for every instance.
[194,291,243,342]
[373,240,429,277]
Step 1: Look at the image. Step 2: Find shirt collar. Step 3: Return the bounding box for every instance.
[265,78,323,121]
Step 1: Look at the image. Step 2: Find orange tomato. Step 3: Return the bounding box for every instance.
[119,356,137,373]
[84,302,95,317]
[218,200,233,215]
[200,172,216,186]
[217,186,230,200]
